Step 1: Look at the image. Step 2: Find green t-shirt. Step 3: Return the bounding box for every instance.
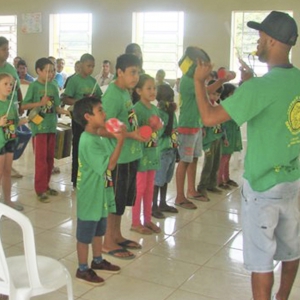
[133,101,160,171]
[0,99,19,149]
[0,63,20,105]
[202,125,224,151]
[222,120,242,155]
[63,74,102,100]
[102,83,142,163]
[77,132,115,221]
[158,110,179,152]
[23,81,60,136]
[178,74,202,129]
[221,66,300,191]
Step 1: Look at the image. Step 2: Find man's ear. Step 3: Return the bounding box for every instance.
[84,112,91,122]
[116,68,123,78]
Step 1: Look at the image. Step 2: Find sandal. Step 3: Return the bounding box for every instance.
[130,225,152,235]
[144,222,161,233]
[175,199,197,210]
[227,179,239,187]
[218,183,231,190]
[46,188,59,196]
[187,194,210,202]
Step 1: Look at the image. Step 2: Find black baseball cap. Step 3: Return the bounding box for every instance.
[247,11,298,46]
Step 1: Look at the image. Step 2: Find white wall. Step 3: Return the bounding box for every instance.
[2,0,300,75]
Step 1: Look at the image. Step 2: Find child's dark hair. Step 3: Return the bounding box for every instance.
[80,53,95,63]
[115,54,141,74]
[0,36,8,47]
[135,74,154,89]
[157,85,176,137]
[73,97,102,128]
[207,79,224,94]
[17,59,27,68]
[35,58,53,73]
[220,83,236,100]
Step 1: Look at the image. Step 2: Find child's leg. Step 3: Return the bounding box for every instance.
[224,154,231,183]
[34,134,49,194]
[77,241,90,268]
[218,155,226,185]
[132,171,147,226]
[143,170,156,224]
[198,150,213,191]
[144,171,161,233]
[46,133,56,191]
[209,140,222,189]
[2,152,13,205]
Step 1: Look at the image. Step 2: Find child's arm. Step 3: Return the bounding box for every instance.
[0,115,7,127]
[21,95,49,110]
[107,130,125,170]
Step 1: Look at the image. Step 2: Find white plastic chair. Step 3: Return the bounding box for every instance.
[0,203,73,300]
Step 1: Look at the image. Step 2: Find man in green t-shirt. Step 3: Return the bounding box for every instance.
[193,11,300,300]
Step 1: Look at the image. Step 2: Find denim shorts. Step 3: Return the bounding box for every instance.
[178,131,202,163]
[0,140,16,155]
[155,148,176,186]
[76,217,107,244]
[241,179,300,272]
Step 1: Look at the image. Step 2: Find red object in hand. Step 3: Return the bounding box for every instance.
[217,68,227,79]
[148,115,163,131]
[105,118,124,133]
[139,125,152,139]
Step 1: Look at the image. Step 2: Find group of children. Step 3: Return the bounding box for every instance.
[0,36,242,286]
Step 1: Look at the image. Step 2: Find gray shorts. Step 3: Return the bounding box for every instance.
[241,179,300,272]
[178,131,202,163]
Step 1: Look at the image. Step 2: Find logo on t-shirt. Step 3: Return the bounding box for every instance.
[286,96,300,135]
[128,109,138,130]
[105,169,113,188]
[171,129,178,148]
[3,119,16,140]
[40,96,55,114]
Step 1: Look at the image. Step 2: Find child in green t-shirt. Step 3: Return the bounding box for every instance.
[22,58,69,202]
[62,53,102,187]
[131,74,162,234]
[0,73,27,211]
[73,96,125,286]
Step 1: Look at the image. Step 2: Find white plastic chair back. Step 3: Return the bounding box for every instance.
[0,203,73,299]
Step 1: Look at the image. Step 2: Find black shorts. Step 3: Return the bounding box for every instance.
[112,160,138,215]
[0,140,16,155]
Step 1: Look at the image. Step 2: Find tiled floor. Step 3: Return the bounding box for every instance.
[1,141,300,300]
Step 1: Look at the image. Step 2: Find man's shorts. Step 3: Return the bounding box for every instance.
[112,160,138,216]
[0,140,16,155]
[155,148,176,187]
[178,131,202,163]
[76,217,107,244]
[241,179,300,272]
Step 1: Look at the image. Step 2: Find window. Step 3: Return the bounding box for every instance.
[49,13,92,74]
[230,11,293,78]
[0,15,17,63]
[133,11,184,80]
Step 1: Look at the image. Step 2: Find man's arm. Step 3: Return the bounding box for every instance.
[194,61,231,126]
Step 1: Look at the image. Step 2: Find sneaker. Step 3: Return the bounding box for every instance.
[46,188,59,196]
[218,183,231,190]
[227,179,239,187]
[91,259,121,274]
[37,193,50,203]
[207,187,223,194]
[152,209,166,219]
[76,268,104,286]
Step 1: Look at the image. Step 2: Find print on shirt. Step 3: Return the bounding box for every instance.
[145,131,158,148]
[286,96,300,147]
[171,129,179,148]
[40,96,55,114]
[3,119,16,140]
[128,109,138,130]
[105,169,113,188]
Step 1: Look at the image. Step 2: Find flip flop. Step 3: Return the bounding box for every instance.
[175,200,197,210]
[103,248,136,260]
[117,239,142,249]
[187,194,210,202]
